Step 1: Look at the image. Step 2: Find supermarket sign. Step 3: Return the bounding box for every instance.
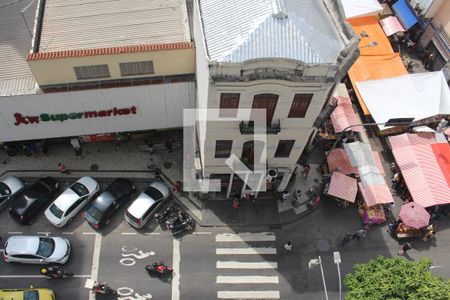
[13,106,137,126]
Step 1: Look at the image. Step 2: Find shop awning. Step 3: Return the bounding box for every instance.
[392,0,419,30]
[327,149,358,175]
[327,172,358,203]
[330,96,363,133]
[341,0,383,20]
[379,16,405,36]
[389,133,450,207]
[358,183,394,207]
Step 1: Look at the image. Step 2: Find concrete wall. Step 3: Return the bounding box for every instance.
[431,0,450,33]
[27,49,195,86]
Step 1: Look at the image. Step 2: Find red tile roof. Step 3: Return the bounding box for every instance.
[27,42,194,61]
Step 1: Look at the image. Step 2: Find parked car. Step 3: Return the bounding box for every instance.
[9,177,59,225]
[84,178,135,229]
[3,235,71,264]
[45,177,100,227]
[0,287,55,300]
[0,176,24,211]
[125,181,169,229]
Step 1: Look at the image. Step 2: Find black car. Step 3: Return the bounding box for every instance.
[83,178,135,229]
[9,177,59,224]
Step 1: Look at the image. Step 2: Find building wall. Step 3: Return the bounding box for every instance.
[431,0,450,33]
[27,48,196,86]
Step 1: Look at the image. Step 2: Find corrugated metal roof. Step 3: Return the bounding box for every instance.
[39,0,191,52]
[0,0,37,96]
[199,0,345,63]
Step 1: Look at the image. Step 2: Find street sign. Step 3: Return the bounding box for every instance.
[333,251,341,264]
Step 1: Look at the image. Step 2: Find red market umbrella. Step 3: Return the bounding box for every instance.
[399,202,430,229]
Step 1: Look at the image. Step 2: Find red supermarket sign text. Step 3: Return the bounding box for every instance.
[14,106,137,126]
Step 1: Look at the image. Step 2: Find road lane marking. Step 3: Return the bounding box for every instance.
[216,247,277,255]
[89,233,102,300]
[172,238,180,300]
[216,232,276,242]
[217,261,278,269]
[145,232,160,235]
[217,276,279,284]
[8,232,22,234]
[0,275,91,278]
[218,291,280,299]
[121,232,137,235]
[82,232,96,235]
[62,232,74,235]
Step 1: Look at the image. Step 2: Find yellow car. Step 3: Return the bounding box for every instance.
[0,287,55,300]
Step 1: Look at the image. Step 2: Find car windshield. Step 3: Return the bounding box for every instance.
[107,183,124,198]
[36,237,55,258]
[49,203,64,218]
[70,182,89,197]
[0,182,11,196]
[87,205,103,221]
[24,291,39,300]
[144,186,163,200]
[26,182,48,198]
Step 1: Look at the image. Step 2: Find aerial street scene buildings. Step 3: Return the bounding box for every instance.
[0,0,449,299]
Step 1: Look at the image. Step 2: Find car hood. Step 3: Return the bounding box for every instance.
[78,176,99,193]
[49,237,69,261]
[128,194,155,218]
[1,176,24,195]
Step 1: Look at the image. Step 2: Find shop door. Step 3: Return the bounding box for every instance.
[252,94,278,123]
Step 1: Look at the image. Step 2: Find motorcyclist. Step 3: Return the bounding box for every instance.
[40,266,62,278]
[153,262,167,273]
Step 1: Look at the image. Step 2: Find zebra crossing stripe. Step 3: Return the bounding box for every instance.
[216,247,277,255]
[216,261,277,269]
[217,276,279,284]
[217,291,280,299]
[216,232,276,242]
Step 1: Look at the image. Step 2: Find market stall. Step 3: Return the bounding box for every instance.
[325,172,358,206]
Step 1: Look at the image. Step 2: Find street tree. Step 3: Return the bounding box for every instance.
[344,256,450,300]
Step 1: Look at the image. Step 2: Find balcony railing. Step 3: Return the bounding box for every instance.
[239,120,281,135]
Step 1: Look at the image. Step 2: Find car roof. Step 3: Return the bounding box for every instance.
[128,194,156,218]
[91,191,115,211]
[76,176,98,192]
[0,288,54,299]
[51,189,79,211]
[0,176,24,191]
[5,236,40,254]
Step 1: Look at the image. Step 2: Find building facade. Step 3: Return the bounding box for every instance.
[193,0,359,198]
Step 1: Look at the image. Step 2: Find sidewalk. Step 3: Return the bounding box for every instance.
[0,138,323,227]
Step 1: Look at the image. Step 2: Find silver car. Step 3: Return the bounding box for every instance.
[45,176,100,227]
[125,181,170,229]
[3,235,71,264]
[0,176,24,211]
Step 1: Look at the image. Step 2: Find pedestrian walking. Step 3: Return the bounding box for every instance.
[283,241,293,254]
[58,163,69,174]
[302,164,310,179]
[352,229,367,240]
[398,242,412,255]
[293,190,302,201]
[232,198,240,209]
[339,233,352,247]
[281,191,291,203]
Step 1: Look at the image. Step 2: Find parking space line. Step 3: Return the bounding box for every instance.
[193,232,211,235]
[37,232,51,235]
[62,232,74,235]
[121,232,137,235]
[89,233,102,300]
[145,232,160,235]
[8,232,22,234]
[172,238,180,300]
[82,232,96,235]
[0,275,91,278]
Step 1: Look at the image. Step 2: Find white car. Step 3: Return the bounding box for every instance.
[3,235,71,264]
[45,177,100,227]
[125,181,170,229]
[0,176,24,211]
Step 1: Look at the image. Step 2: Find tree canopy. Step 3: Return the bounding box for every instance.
[344,256,450,300]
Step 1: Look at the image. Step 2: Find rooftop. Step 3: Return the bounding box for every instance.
[198,0,346,64]
[0,0,37,96]
[38,0,191,52]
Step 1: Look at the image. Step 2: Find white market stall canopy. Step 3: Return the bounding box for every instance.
[341,0,383,19]
[355,71,450,130]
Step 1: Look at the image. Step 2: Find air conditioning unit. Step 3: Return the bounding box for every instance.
[266,169,278,182]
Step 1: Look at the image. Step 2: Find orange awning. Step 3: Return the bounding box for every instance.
[347,16,408,116]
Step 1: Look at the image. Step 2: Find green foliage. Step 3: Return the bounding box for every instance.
[344,256,450,300]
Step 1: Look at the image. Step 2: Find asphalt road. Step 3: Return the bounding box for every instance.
[1,179,449,300]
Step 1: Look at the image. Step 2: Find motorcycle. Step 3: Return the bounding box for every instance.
[164,211,188,227]
[93,282,117,295]
[40,266,73,279]
[145,262,174,277]
[155,205,178,225]
[168,215,196,235]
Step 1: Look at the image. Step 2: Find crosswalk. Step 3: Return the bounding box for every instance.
[215,232,280,299]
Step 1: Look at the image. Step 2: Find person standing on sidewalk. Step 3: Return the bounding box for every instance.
[302,164,310,179]
[292,190,302,206]
[398,242,412,255]
[58,163,69,174]
[281,191,291,203]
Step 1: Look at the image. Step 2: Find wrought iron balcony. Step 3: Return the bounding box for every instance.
[239,120,281,135]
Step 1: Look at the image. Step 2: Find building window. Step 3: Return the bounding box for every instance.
[274,140,295,158]
[219,93,240,117]
[252,93,278,123]
[74,65,111,80]
[288,94,313,118]
[215,140,233,158]
[119,61,155,77]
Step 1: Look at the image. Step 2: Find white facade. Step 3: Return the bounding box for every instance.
[0,82,195,142]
